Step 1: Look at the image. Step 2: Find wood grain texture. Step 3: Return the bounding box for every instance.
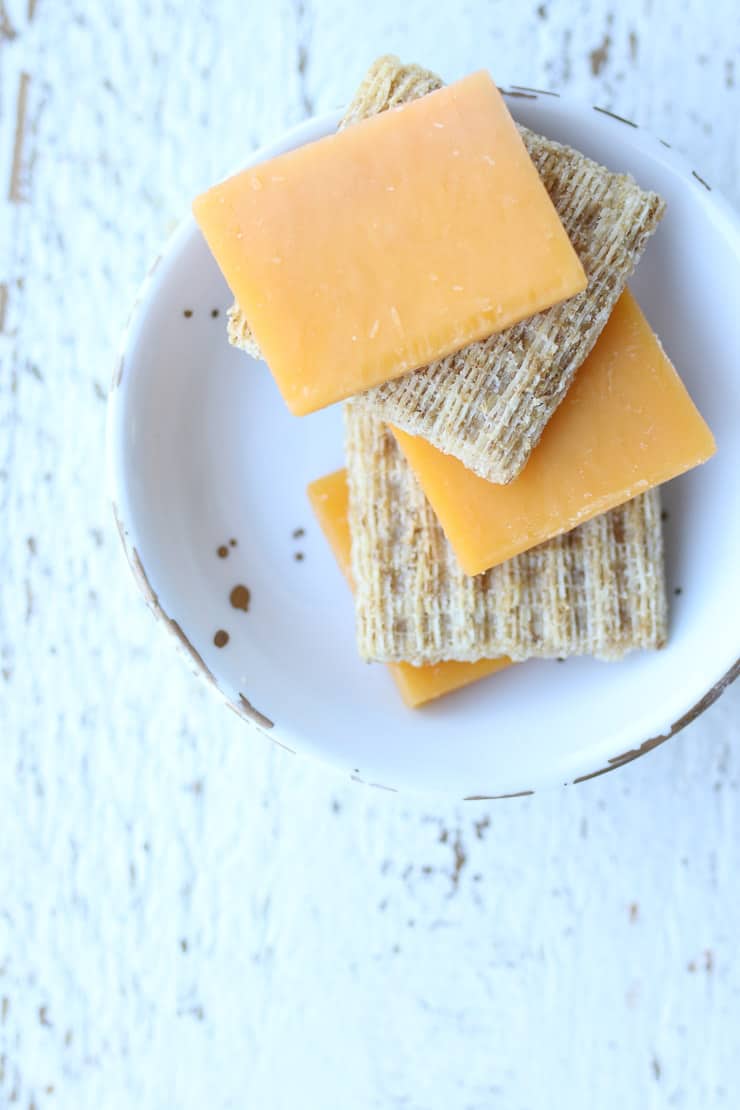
[0,1,739,1108]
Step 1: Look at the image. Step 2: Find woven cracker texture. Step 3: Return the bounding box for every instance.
[344,402,668,665]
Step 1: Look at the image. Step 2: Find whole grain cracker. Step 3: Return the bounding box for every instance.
[345,402,667,664]
[230,56,665,483]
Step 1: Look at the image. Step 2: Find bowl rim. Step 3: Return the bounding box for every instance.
[107,92,739,798]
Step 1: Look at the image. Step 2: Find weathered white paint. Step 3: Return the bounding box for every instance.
[0,1,739,1107]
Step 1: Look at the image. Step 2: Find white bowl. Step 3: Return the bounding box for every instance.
[107,89,740,797]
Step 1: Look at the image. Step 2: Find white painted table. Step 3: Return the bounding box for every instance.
[1,2,739,1106]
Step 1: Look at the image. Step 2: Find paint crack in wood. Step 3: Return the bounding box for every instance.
[238,693,277,733]
[294,0,313,117]
[0,0,17,40]
[589,33,612,76]
[8,72,31,203]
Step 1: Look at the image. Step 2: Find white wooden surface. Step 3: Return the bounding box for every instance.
[1,2,739,1107]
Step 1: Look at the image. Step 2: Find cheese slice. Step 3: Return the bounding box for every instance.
[194,70,586,415]
[393,290,716,576]
[307,470,511,707]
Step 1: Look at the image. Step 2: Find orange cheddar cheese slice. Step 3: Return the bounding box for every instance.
[393,290,716,576]
[389,657,512,711]
[307,470,511,708]
[194,71,586,415]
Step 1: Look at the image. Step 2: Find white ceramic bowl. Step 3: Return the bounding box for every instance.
[107,89,740,797]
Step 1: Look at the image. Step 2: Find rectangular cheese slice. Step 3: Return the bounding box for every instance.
[194,69,586,415]
[345,404,668,665]
[307,470,511,707]
[392,290,716,576]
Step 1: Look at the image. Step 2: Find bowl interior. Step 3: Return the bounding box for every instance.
[108,95,740,796]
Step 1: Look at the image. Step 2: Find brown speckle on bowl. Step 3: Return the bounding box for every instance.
[213,630,229,648]
[217,545,229,558]
[168,619,218,685]
[112,354,125,390]
[500,87,537,99]
[464,791,534,801]
[146,253,163,280]
[593,105,638,128]
[238,693,275,732]
[230,585,250,612]
[510,84,559,98]
[131,547,159,611]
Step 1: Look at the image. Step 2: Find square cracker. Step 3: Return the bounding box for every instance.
[230,56,665,483]
[344,402,668,665]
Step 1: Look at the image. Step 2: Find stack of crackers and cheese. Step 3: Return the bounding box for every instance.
[193,56,715,708]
